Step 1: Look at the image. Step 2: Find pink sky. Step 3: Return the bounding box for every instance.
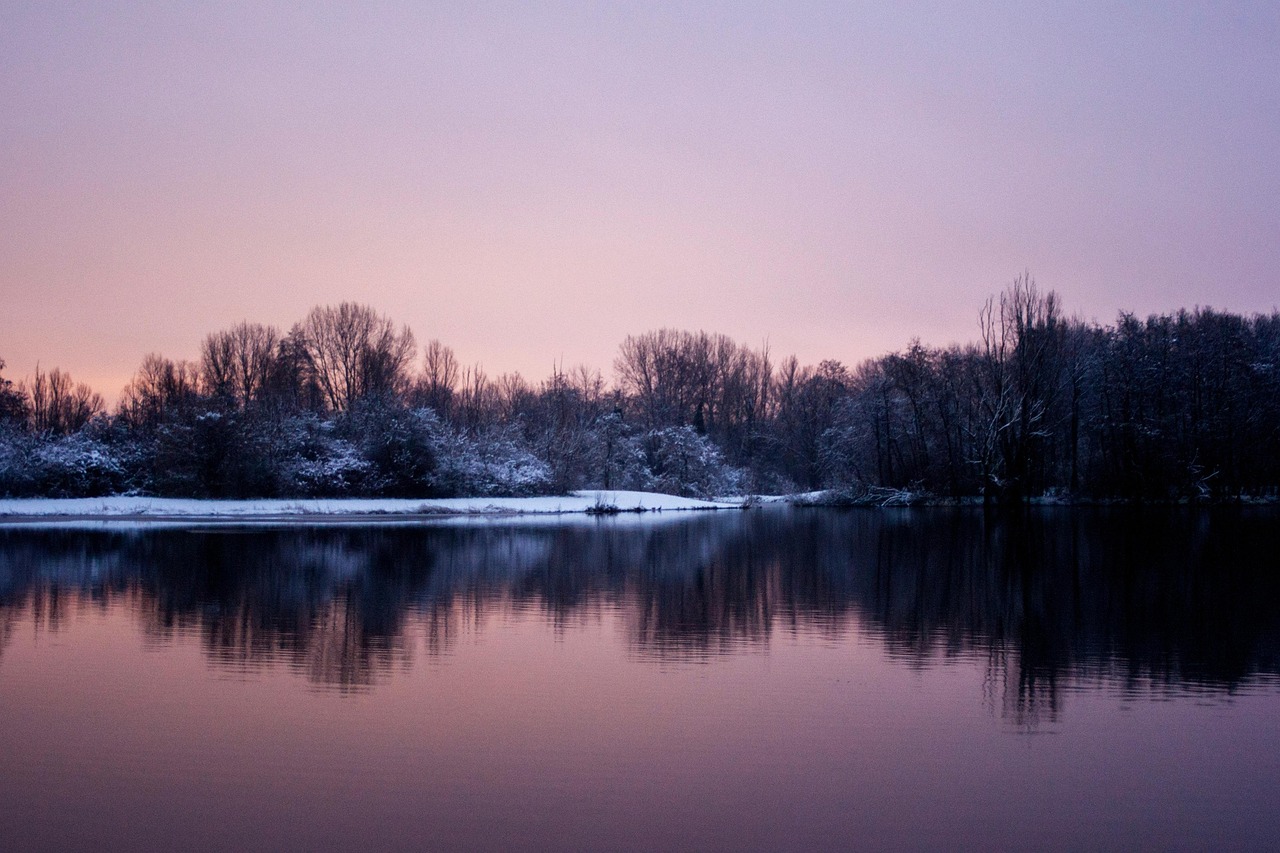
[3,2,1278,401]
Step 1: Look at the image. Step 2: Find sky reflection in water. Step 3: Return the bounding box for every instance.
[0,508,1277,851]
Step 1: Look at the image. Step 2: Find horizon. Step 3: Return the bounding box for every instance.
[7,288,1280,410]
[4,2,1279,401]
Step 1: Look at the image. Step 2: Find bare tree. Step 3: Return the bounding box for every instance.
[418,339,459,416]
[455,364,497,431]
[772,357,850,490]
[21,366,104,435]
[0,357,29,425]
[974,273,1064,501]
[119,354,199,426]
[493,372,532,422]
[615,330,673,429]
[615,329,771,447]
[297,303,416,411]
[200,322,280,408]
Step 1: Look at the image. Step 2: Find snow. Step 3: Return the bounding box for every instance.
[0,490,743,524]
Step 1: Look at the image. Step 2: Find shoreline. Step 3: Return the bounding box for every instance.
[0,490,747,526]
[2,490,1276,527]
[789,491,1280,508]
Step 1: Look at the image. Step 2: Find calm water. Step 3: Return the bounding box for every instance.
[1,508,1278,851]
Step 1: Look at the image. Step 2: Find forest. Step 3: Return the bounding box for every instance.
[2,277,1278,503]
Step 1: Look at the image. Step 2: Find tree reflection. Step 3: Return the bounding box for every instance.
[0,508,1277,714]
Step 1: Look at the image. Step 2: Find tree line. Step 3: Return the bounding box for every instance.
[2,276,1278,501]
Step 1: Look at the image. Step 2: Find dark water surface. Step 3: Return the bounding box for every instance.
[1,508,1278,851]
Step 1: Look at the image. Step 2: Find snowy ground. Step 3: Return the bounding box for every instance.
[0,491,747,525]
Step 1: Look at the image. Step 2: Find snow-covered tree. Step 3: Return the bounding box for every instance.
[643,425,742,499]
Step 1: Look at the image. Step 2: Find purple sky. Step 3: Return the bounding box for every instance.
[3,2,1278,399]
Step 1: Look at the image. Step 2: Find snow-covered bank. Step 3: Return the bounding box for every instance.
[0,490,742,523]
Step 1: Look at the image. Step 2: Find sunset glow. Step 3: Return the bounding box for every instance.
[3,2,1277,398]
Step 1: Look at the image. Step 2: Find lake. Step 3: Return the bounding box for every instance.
[1,507,1277,851]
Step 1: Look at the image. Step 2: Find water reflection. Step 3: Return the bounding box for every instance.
[1,508,1278,716]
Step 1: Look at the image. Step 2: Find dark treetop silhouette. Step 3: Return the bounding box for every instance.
[3,278,1279,501]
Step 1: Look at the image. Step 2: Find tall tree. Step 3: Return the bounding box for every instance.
[0,357,28,425]
[975,274,1064,501]
[417,339,459,417]
[200,322,280,408]
[297,303,416,412]
[23,366,103,434]
[118,354,200,427]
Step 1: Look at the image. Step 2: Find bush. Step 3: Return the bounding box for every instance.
[642,425,743,499]
[339,399,443,497]
[434,424,552,497]
[0,425,125,497]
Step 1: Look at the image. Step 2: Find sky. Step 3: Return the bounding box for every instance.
[2,1,1278,400]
